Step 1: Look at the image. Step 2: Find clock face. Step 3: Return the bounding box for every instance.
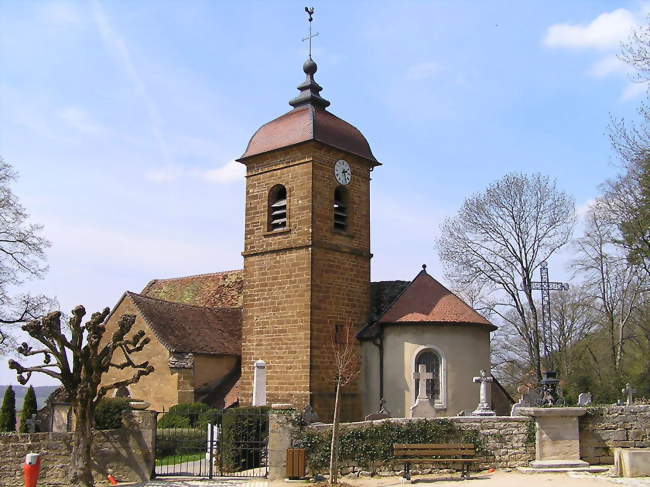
[334,159,352,185]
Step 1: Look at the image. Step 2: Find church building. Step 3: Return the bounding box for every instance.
[100,53,512,420]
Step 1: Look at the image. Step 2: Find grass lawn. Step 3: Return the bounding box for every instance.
[155,452,204,466]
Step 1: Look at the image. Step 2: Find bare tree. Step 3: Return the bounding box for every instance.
[550,286,596,379]
[329,321,360,485]
[437,172,575,381]
[0,158,54,350]
[9,306,153,487]
[573,205,646,379]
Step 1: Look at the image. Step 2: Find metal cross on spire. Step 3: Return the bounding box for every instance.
[525,261,569,369]
[302,6,319,58]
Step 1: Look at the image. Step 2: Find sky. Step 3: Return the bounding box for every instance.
[0,1,648,385]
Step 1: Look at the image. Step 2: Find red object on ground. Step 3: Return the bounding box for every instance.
[107,474,119,485]
[487,468,496,473]
[23,456,41,487]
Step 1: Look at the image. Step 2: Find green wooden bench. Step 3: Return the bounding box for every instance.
[393,443,480,480]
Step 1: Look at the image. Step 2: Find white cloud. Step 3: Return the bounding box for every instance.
[588,55,629,78]
[59,107,103,135]
[621,81,648,100]
[203,160,245,183]
[145,160,245,184]
[406,61,439,81]
[544,9,637,50]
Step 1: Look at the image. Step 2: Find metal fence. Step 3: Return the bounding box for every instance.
[154,406,269,479]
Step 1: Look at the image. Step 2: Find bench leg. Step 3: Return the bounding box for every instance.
[461,463,469,480]
[404,462,411,481]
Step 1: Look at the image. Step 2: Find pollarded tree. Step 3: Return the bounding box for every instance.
[19,385,38,433]
[0,385,16,431]
[0,158,54,352]
[9,306,153,487]
[436,172,575,381]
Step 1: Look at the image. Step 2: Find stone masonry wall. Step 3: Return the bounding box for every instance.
[0,410,155,486]
[306,416,535,473]
[579,405,650,465]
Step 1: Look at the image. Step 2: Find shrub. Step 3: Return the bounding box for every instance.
[0,386,16,432]
[156,428,206,458]
[19,385,38,433]
[293,419,485,473]
[159,402,213,429]
[95,397,132,430]
[221,406,269,472]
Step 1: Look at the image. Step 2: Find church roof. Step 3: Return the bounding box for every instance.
[141,270,243,308]
[358,267,496,339]
[238,57,379,164]
[127,292,242,356]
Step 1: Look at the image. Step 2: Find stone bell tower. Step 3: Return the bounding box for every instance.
[237,53,380,421]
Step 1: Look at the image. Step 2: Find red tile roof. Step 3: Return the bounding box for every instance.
[127,292,242,356]
[141,270,243,308]
[238,105,379,164]
[378,270,495,329]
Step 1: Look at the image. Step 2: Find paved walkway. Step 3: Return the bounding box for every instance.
[129,471,650,487]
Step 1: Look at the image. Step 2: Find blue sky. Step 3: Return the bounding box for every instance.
[0,1,647,384]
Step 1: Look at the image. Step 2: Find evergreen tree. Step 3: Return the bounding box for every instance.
[19,385,37,433]
[0,386,17,432]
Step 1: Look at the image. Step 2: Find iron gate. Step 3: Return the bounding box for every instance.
[154,406,269,478]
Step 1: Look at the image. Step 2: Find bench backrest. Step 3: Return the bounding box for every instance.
[394,443,476,458]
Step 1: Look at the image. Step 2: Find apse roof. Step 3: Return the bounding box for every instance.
[358,266,496,339]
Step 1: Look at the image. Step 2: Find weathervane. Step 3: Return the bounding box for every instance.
[302,7,319,58]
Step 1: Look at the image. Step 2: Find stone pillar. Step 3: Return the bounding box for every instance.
[268,404,300,480]
[253,359,267,406]
[121,408,158,480]
[51,403,72,432]
[519,407,589,469]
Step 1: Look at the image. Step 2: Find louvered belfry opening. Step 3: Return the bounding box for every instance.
[269,185,287,231]
[334,186,348,231]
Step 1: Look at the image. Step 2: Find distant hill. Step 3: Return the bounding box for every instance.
[0,385,59,411]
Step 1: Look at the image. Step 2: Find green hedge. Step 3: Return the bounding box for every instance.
[95,398,131,430]
[293,419,485,473]
[221,406,269,472]
[156,428,206,458]
[158,402,218,429]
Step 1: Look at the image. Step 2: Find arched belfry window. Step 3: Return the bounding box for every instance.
[414,349,441,402]
[268,185,287,231]
[334,186,348,231]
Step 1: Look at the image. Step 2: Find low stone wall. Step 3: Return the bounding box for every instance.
[580,405,650,465]
[304,416,535,473]
[0,410,155,486]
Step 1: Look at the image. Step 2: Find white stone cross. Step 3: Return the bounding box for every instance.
[25,414,38,433]
[472,370,495,416]
[622,383,637,406]
[413,364,434,400]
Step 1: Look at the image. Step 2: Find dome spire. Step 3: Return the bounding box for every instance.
[289,7,330,109]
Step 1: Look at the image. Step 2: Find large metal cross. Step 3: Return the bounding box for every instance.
[302,7,319,58]
[526,261,569,369]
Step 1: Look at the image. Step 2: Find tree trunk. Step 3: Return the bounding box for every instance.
[329,380,341,485]
[69,398,95,487]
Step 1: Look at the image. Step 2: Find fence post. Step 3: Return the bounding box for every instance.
[208,423,214,479]
[268,404,300,480]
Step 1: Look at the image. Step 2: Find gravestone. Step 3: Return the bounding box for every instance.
[410,364,436,418]
[301,404,319,424]
[365,398,391,421]
[622,383,637,406]
[577,392,592,406]
[25,414,38,434]
[252,359,267,406]
[472,370,496,416]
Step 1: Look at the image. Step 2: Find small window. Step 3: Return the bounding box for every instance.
[268,185,287,231]
[414,349,441,401]
[334,186,348,231]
